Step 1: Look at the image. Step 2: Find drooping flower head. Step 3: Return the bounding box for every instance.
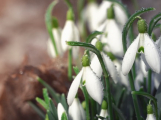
[122,19,161,75]
[61,8,80,59]
[98,100,108,120]
[67,53,104,106]
[146,104,156,120]
[47,17,63,58]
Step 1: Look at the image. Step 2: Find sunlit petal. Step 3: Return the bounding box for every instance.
[57,103,67,120]
[122,34,140,75]
[102,52,120,83]
[83,67,104,104]
[90,55,102,78]
[68,98,86,120]
[67,69,83,106]
[144,33,161,73]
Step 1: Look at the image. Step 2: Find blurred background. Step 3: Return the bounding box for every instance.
[0,0,161,120]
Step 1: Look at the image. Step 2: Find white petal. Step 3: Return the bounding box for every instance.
[83,67,104,104]
[67,69,83,106]
[57,103,66,120]
[146,114,156,120]
[90,54,102,78]
[61,21,76,51]
[114,4,128,26]
[144,33,161,73]
[122,34,140,75]
[141,53,150,71]
[68,98,86,120]
[105,20,124,57]
[134,73,144,91]
[102,52,120,83]
[47,28,63,58]
[98,109,108,120]
[72,24,80,59]
[97,1,111,25]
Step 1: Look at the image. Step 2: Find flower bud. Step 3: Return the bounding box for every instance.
[147,104,153,114]
[137,19,147,33]
[95,40,103,51]
[101,100,108,110]
[82,54,90,66]
[82,101,86,110]
[52,17,59,28]
[107,4,115,19]
[67,8,74,21]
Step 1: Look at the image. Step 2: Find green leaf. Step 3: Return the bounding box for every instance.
[86,31,103,43]
[47,110,55,120]
[36,97,48,110]
[28,101,45,119]
[37,77,60,103]
[112,103,126,120]
[132,91,158,120]
[45,0,58,56]
[49,98,58,120]
[117,87,126,108]
[60,94,68,112]
[148,13,161,36]
[43,88,50,106]
[73,66,80,75]
[61,112,68,120]
[122,7,155,52]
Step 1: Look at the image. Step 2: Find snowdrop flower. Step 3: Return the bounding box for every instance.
[67,54,104,105]
[47,17,63,58]
[57,103,68,120]
[61,8,80,59]
[97,1,127,27]
[98,100,108,120]
[91,40,120,83]
[96,5,124,57]
[122,19,161,75]
[68,98,86,120]
[83,0,99,31]
[146,104,156,120]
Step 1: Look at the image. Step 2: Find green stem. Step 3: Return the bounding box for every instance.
[66,41,114,120]
[128,71,141,120]
[117,88,125,109]
[81,86,90,120]
[148,70,152,94]
[68,48,72,81]
[91,99,97,120]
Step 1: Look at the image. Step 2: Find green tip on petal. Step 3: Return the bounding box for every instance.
[138,46,144,53]
[147,104,153,114]
[101,100,108,110]
[107,4,115,19]
[137,19,147,33]
[61,112,68,120]
[95,40,103,51]
[82,54,90,67]
[52,17,59,28]
[106,52,116,61]
[82,101,86,110]
[152,33,156,42]
[67,8,74,21]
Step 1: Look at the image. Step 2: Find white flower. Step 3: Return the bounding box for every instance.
[67,66,104,106]
[98,109,108,120]
[47,28,63,58]
[83,2,99,31]
[57,103,67,120]
[68,98,86,120]
[91,52,120,83]
[122,33,161,75]
[61,20,80,59]
[96,1,127,27]
[95,19,124,57]
[146,114,156,120]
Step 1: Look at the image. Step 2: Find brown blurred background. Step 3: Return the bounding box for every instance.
[0,0,161,120]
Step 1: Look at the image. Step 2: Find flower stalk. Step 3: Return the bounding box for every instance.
[68,48,72,81]
[66,41,114,120]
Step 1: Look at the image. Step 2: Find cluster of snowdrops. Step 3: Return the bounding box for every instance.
[34,0,161,120]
